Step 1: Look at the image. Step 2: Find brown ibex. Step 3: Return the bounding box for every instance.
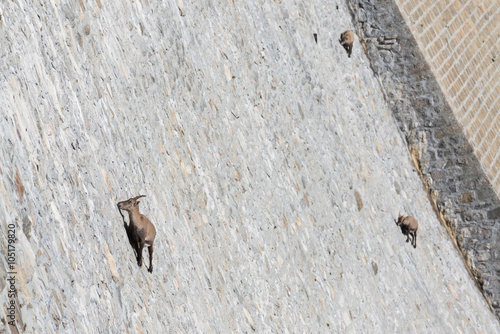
[395,213,418,248]
[117,195,157,273]
[339,30,354,58]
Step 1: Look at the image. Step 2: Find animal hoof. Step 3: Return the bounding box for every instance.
[148,267,153,273]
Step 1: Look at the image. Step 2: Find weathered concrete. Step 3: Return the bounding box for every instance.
[0,0,499,332]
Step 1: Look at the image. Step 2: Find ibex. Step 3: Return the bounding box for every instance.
[117,195,157,273]
[339,30,354,58]
[395,213,418,248]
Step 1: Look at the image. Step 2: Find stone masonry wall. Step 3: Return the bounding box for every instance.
[1,0,499,332]
[347,0,500,318]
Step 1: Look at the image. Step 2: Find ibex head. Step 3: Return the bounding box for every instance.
[117,195,146,212]
[395,212,404,226]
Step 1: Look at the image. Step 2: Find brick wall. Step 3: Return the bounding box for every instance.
[395,0,500,195]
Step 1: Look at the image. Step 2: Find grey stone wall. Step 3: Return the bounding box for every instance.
[346,0,500,318]
[0,0,499,332]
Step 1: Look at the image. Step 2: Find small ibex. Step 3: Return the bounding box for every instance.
[117,195,157,273]
[395,213,418,248]
[339,30,354,58]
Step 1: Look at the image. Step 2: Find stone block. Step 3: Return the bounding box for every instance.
[459,192,474,203]
[487,207,500,220]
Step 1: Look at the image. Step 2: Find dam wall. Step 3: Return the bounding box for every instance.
[0,0,499,332]
[347,0,500,317]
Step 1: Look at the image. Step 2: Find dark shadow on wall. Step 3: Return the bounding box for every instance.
[117,205,140,264]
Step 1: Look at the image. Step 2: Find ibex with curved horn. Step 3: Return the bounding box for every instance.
[117,195,157,272]
[395,213,418,248]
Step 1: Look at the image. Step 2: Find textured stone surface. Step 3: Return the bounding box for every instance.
[0,0,499,332]
[347,0,500,318]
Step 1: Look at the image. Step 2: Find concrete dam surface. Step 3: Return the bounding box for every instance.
[0,0,498,333]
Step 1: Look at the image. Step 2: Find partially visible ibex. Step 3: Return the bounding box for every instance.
[396,213,418,248]
[117,195,157,273]
[339,30,354,58]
